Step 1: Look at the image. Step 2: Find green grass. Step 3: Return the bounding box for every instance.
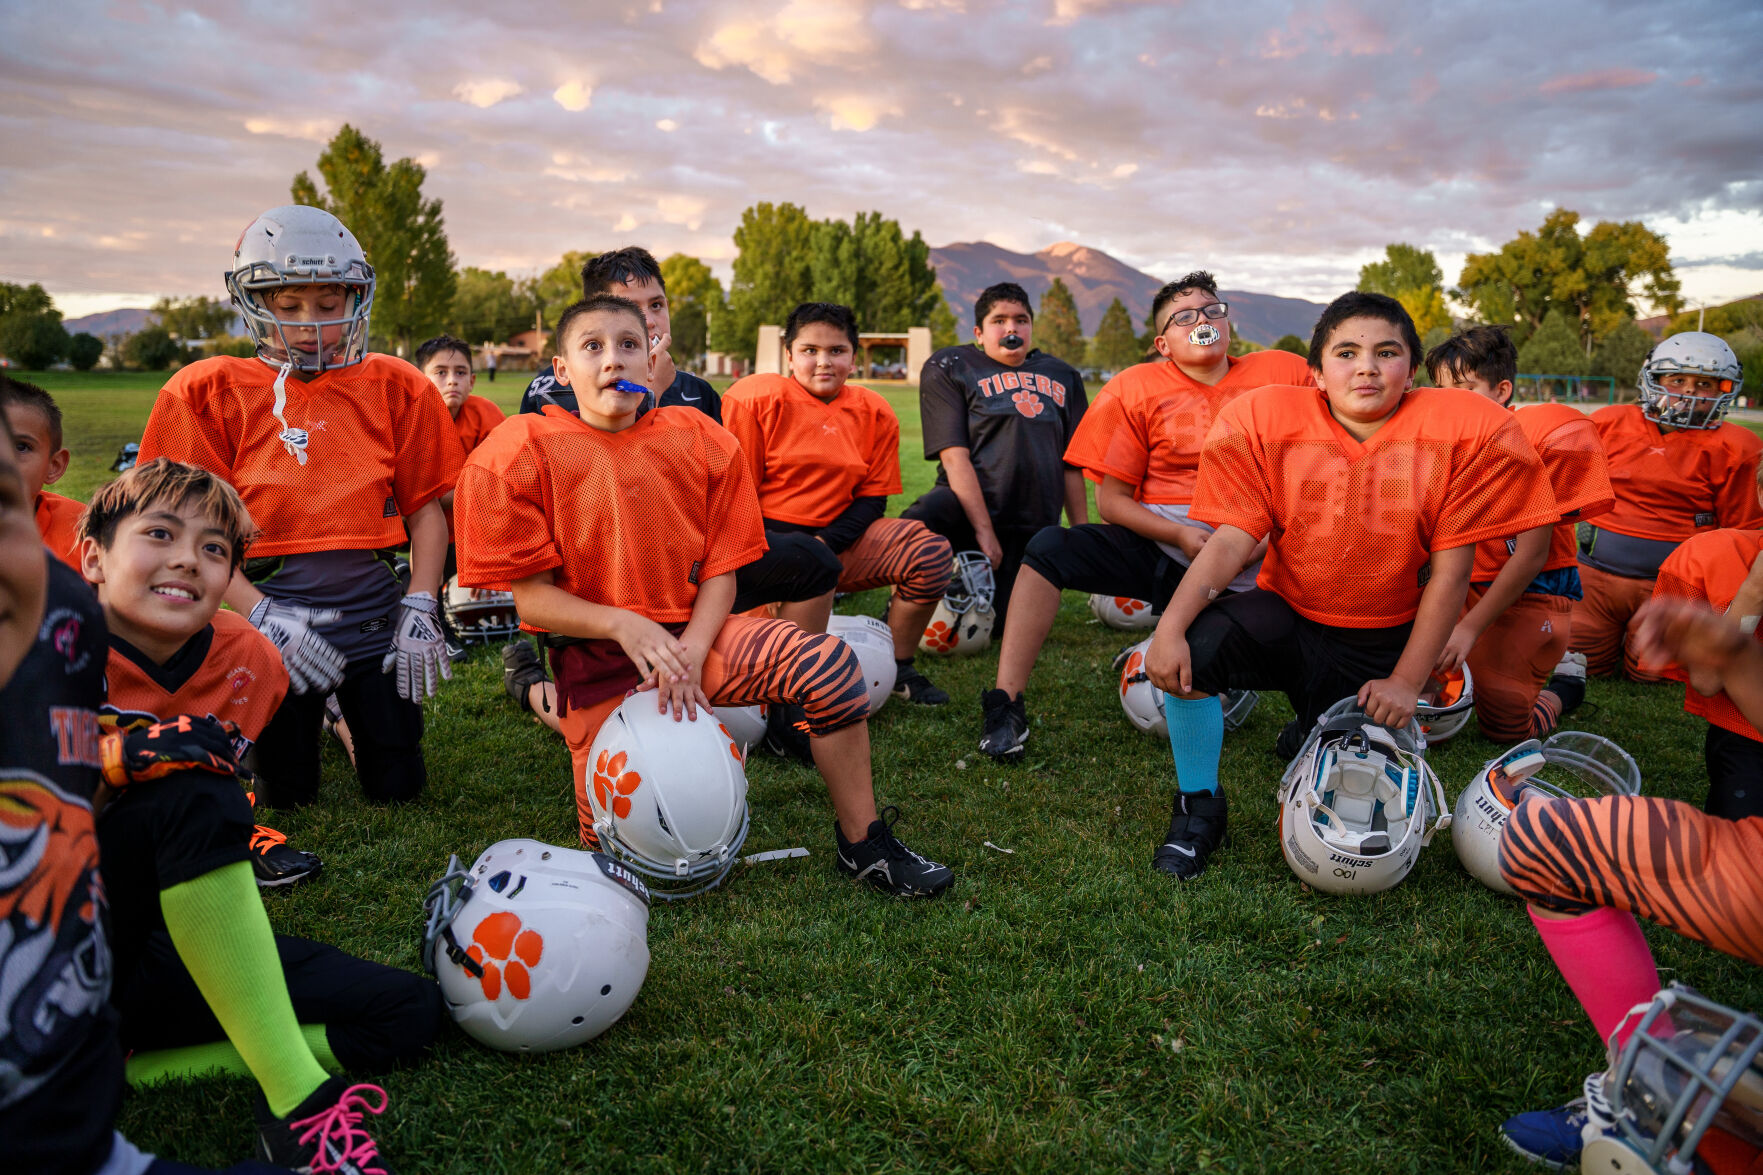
[25,369,1763,1172]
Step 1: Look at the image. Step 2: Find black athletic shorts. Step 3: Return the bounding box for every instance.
[732,530,842,612]
[1186,589,1413,732]
[1020,522,1183,610]
[1704,723,1763,821]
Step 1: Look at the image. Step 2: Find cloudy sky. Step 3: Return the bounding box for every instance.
[4,0,1760,319]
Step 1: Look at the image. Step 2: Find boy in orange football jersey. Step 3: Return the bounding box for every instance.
[1572,331,1762,681]
[1649,466,1763,819]
[457,295,953,897]
[1143,292,1556,881]
[137,205,462,809]
[1,374,82,568]
[721,302,953,706]
[79,457,438,1168]
[1425,326,1614,741]
[978,272,1310,760]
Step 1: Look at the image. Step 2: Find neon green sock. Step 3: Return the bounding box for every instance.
[159,861,331,1116]
[125,1023,340,1089]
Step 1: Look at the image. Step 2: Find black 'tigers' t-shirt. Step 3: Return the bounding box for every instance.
[519,368,723,424]
[919,345,1088,532]
[0,553,123,1175]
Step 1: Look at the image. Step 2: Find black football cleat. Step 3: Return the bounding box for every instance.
[978,688,1028,762]
[1152,790,1228,881]
[256,1076,395,1175]
[892,661,949,706]
[836,806,954,897]
[249,824,323,888]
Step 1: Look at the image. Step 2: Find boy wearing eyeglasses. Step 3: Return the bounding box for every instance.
[978,272,1310,762]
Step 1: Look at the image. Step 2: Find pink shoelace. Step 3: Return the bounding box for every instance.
[285,1083,390,1174]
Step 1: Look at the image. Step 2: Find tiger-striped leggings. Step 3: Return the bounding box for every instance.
[559,616,870,840]
[835,518,953,605]
[1498,794,1763,966]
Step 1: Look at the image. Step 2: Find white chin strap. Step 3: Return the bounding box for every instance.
[271,361,310,465]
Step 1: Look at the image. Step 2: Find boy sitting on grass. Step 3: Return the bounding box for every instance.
[2,373,82,569]
[1144,292,1557,881]
[457,294,953,897]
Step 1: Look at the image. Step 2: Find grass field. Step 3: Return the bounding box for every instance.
[20,370,1763,1173]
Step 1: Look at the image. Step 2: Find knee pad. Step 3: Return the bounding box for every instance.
[778,532,841,598]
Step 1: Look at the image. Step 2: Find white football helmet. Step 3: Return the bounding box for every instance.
[712,704,767,759]
[443,575,522,644]
[226,205,374,376]
[919,551,996,657]
[1278,698,1449,895]
[421,839,651,1053]
[1581,985,1763,1175]
[1116,639,1259,736]
[1639,331,1744,430]
[827,614,898,717]
[1416,664,1474,745]
[1089,594,1158,630]
[585,697,750,900]
[1452,731,1640,896]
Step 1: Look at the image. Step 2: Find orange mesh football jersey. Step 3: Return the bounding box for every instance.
[1064,350,1313,504]
[1191,385,1559,627]
[34,490,84,570]
[138,354,463,558]
[452,394,506,458]
[99,610,289,753]
[455,405,767,625]
[1653,529,1763,741]
[1471,403,1615,582]
[720,374,903,527]
[1591,405,1763,542]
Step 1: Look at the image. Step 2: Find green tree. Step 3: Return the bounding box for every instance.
[715,202,816,360]
[929,287,960,350]
[0,312,69,370]
[1666,299,1763,337]
[1087,298,1141,372]
[151,295,234,342]
[67,332,104,371]
[659,253,725,366]
[449,267,536,345]
[1457,209,1680,350]
[0,282,54,317]
[1591,321,1656,387]
[1273,333,1308,358]
[1036,278,1084,366]
[291,124,456,356]
[1517,309,1591,398]
[122,325,183,371]
[525,251,595,334]
[1724,327,1763,404]
[1359,243,1451,338]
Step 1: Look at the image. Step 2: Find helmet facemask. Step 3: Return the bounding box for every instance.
[227,266,374,377]
[1638,333,1744,430]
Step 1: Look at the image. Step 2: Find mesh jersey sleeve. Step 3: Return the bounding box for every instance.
[1064,385,1146,486]
[1189,405,1275,539]
[699,427,768,581]
[717,390,770,501]
[391,377,464,515]
[918,357,971,458]
[1715,431,1763,529]
[856,403,904,498]
[454,446,562,588]
[1432,414,1558,550]
[1062,371,1089,466]
[1539,415,1615,522]
[138,369,235,480]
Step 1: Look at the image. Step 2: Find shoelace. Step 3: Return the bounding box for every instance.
[869,805,927,862]
[270,361,310,465]
[285,1083,389,1174]
[250,825,289,853]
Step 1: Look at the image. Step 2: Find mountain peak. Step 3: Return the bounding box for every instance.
[1038,241,1091,258]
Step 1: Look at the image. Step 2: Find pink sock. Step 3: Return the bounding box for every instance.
[1529,906,1664,1049]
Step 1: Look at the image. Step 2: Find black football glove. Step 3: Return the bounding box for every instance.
[101,715,241,789]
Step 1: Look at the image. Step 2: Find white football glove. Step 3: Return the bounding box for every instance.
[381,591,452,703]
[249,598,346,695]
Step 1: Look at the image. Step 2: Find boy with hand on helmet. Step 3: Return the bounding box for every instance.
[1143,292,1556,881]
[1571,331,1762,681]
[138,205,463,808]
[457,295,954,897]
[977,272,1309,761]
[721,302,954,706]
[3,374,83,569]
[1648,463,1763,819]
[1425,326,1615,742]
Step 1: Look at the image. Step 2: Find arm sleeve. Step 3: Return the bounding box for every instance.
[454,454,562,589]
[817,496,887,554]
[699,431,769,582]
[854,406,904,498]
[1432,416,1560,550]
[918,358,971,459]
[137,375,235,480]
[1715,434,1763,529]
[392,382,465,514]
[1188,406,1275,538]
[716,394,769,502]
[1541,416,1615,522]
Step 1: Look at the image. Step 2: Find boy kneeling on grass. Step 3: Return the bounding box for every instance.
[1144,292,1558,881]
[456,295,953,897]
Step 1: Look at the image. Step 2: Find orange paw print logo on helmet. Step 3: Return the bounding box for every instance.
[1120,650,1145,696]
[465,911,544,1001]
[593,750,642,819]
[1011,390,1044,418]
[717,722,743,764]
[1116,597,1147,617]
[922,620,958,652]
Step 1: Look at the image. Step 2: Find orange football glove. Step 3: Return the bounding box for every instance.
[100,715,240,789]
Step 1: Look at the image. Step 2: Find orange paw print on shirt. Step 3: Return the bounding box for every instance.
[1120,650,1145,696]
[593,750,642,819]
[465,910,544,1001]
[1012,390,1044,419]
[1116,597,1148,617]
[922,620,958,652]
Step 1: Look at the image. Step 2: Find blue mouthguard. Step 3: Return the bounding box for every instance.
[612,379,649,396]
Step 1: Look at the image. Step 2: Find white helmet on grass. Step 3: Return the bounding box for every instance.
[919,551,996,656]
[827,614,898,717]
[1452,731,1640,896]
[586,697,750,900]
[1089,594,1158,630]
[712,704,767,759]
[422,839,651,1053]
[1639,331,1743,430]
[1115,639,1258,736]
[443,575,522,644]
[1277,698,1449,895]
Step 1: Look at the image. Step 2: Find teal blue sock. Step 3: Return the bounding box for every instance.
[1163,693,1223,795]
